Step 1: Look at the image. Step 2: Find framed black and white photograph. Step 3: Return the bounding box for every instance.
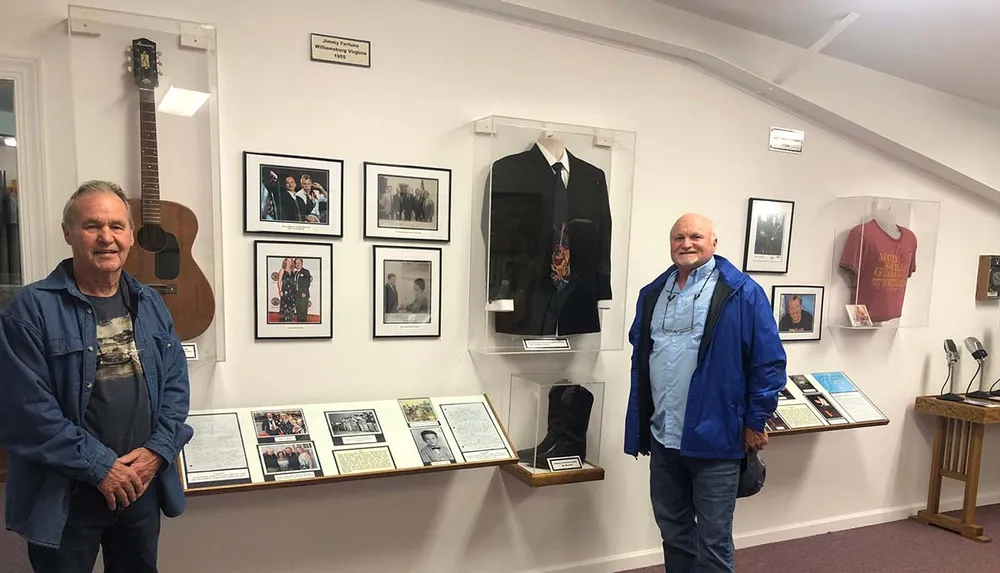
[244,151,344,237]
[325,409,386,446]
[364,162,451,242]
[743,197,794,273]
[373,245,442,338]
[790,374,820,395]
[257,442,323,480]
[410,427,457,466]
[771,285,824,341]
[254,240,333,340]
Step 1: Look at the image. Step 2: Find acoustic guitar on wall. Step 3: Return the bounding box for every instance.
[124,37,215,341]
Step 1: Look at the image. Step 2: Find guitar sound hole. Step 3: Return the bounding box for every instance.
[137,224,169,253]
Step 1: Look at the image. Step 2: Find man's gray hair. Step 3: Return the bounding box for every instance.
[62,180,133,228]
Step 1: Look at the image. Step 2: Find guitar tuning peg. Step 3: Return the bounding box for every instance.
[157,70,163,76]
[156,50,162,56]
[128,66,134,73]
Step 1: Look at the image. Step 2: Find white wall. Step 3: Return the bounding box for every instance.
[470,0,1000,194]
[2,1,1000,572]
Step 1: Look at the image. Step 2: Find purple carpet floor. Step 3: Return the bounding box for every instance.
[622,504,1000,573]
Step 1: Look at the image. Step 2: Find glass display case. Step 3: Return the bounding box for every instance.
[468,115,635,354]
[828,196,940,329]
[504,373,605,485]
[67,6,225,363]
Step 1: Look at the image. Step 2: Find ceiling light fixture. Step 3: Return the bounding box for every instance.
[157,85,210,117]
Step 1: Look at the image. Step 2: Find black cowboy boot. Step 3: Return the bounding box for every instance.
[534,384,594,469]
[517,384,569,466]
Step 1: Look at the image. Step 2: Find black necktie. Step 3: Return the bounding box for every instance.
[550,163,570,287]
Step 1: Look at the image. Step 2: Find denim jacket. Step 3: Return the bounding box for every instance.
[0,259,194,548]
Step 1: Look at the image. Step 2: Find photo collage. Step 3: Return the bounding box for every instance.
[245,153,450,342]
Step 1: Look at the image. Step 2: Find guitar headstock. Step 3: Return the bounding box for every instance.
[126,37,162,89]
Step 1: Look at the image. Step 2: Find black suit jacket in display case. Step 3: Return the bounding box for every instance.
[485,144,612,337]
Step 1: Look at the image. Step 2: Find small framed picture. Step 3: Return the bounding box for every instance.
[398,397,439,427]
[326,409,386,446]
[845,304,874,327]
[363,162,452,242]
[410,427,457,466]
[743,197,795,273]
[372,245,442,338]
[244,151,344,237]
[254,240,333,340]
[771,285,824,341]
[251,409,310,443]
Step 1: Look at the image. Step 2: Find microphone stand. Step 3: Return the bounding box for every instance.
[938,358,964,402]
[966,360,991,399]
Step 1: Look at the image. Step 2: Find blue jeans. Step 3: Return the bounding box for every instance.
[27,479,161,573]
[650,439,740,572]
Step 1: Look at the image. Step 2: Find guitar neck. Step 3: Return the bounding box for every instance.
[139,88,161,225]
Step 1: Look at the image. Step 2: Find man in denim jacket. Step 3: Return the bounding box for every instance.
[0,180,194,572]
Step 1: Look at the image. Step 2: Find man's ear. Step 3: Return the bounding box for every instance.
[61,223,70,245]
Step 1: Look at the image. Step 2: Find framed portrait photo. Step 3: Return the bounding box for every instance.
[373,245,442,338]
[771,285,824,342]
[254,240,333,340]
[244,151,344,237]
[743,197,795,273]
[363,162,452,242]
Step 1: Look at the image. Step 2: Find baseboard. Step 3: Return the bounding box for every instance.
[520,491,1000,573]
[734,490,1000,548]
[521,549,663,573]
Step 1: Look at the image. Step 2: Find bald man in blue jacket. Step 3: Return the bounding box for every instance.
[624,213,786,573]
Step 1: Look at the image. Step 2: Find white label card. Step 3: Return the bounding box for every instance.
[310,33,371,67]
[523,338,571,351]
[182,343,198,360]
[768,127,804,154]
[547,456,583,472]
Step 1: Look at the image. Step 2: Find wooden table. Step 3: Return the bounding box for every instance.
[912,395,1000,542]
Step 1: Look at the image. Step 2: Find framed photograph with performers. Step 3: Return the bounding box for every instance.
[363,161,452,242]
[244,151,344,237]
[254,240,333,340]
[373,246,442,338]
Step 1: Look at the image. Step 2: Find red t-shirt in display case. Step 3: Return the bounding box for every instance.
[838,219,918,323]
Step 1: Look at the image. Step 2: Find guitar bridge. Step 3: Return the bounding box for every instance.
[148,283,178,295]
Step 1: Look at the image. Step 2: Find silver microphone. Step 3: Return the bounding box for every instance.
[964,337,989,396]
[944,339,960,365]
[964,336,988,362]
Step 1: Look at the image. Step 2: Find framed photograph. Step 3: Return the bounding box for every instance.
[846,304,874,327]
[373,245,442,338]
[251,408,310,443]
[398,397,439,426]
[244,151,344,237]
[363,162,451,242]
[257,442,322,480]
[790,374,820,395]
[410,427,457,466]
[254,240,333,340]
[325,409,386,446]
[743,197,795,273]
[771,285,824,341]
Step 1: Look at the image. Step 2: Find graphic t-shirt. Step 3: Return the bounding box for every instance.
[85,290,152,456]
[838,220,917,323]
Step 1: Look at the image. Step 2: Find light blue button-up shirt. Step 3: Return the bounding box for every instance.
[649,256,719,450]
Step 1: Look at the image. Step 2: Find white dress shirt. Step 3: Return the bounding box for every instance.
[536,142,570,187]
